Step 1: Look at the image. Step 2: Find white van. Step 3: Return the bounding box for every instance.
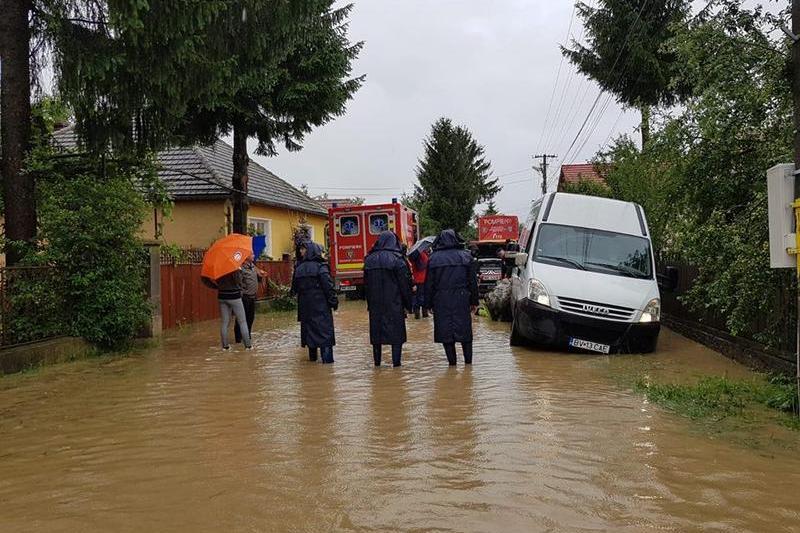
[510,192,675,354]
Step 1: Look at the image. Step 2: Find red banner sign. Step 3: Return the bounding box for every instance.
[478,215,519,241]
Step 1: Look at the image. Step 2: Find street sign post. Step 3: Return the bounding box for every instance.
[767,163,800,413]
[768,164,796,269]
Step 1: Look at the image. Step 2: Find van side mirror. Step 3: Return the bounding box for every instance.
[515,252,529,268]
[657,265,679,292]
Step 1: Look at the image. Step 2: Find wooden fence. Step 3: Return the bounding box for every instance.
[658,253,796,370]
[0,266,68,347]
[160,260,293,330]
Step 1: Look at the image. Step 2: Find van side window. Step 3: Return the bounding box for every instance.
[524,201,542,253]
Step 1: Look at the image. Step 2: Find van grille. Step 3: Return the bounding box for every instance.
[557,296,635,321]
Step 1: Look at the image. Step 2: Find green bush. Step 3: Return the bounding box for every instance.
[3,268,67,345]
[29,154,152,350]
[267,280,297,312]
[561,178,613,199]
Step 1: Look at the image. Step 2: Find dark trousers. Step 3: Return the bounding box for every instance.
[443,342,473,366]
[412,285,429,318]
[234,295,256,343]
[412,284,425,310]
[373,344,403,367]
[309,346,334,364]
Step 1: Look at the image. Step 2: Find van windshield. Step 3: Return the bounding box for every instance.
[533,223,653,279]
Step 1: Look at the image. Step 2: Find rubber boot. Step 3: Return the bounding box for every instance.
[308,347,318,362]
[443,343,457,366]
[392,344,402,367]
[414,307,421,320]
[321,346,334,364]
[373,345,382,367]
[462,342,473,365]
[422,308,429,318]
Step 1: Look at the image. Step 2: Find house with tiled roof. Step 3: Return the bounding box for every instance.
[558,163,609,191]
[53,127,327,258]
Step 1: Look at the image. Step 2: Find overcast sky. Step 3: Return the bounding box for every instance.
[253,1,708,219]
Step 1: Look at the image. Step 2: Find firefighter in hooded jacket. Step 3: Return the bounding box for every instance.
[364,231,413,367]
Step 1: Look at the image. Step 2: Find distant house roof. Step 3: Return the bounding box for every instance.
[314,197,359,210]
[52,126,326,217]
[558,163,608,190]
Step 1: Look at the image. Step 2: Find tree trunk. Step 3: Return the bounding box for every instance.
[231,120,250,235]
[0,0,36,265]
[640,105,651,149]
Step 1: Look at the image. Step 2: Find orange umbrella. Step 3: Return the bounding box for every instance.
[201,233,253,282]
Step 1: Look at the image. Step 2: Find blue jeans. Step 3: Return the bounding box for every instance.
[220,299,251,348]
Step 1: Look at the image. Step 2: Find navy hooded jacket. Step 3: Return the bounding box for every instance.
[291,241,338,348]
[424,229,479,344]
[364,232,413,346]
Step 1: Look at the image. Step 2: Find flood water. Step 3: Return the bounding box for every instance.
[1,302,799,532]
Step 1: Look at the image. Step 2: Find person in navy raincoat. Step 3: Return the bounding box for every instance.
[424,229,479,365]
[364,231,413,367]
[291,241,338,364]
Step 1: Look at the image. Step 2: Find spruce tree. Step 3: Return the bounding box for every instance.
[1,0,232,263]
[182,1,364,233]
[413,118,499,235]
[561,0,690,147]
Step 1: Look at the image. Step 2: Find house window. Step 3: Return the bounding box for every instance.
[248,217,272,258]
[369,214,389,235]
[339,215,359,236]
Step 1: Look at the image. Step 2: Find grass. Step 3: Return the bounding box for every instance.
[634,374,800,431]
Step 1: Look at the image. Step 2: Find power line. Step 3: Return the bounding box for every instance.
[306,185,399,191]
[559,0,651,166]
[535,3,577,156]
[561,0,718,165]
[543,2,592,153]
[543,0,595,157]
[601,108,626,151]
[565,85,617,163]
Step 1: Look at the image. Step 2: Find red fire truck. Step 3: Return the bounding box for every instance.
[472,215,520,295]
[327,200,419,294]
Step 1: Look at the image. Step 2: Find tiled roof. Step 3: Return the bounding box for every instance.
[52,126,326,216]
[558,163,608,187]
[314,197,359,210]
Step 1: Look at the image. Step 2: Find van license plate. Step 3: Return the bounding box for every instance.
[569,337,611,354]
[339,285,357,292]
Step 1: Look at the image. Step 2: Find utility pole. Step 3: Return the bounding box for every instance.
[534,154,557,197]
[792,0,800,412]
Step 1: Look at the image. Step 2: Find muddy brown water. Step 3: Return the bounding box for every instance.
[1,302,799,532]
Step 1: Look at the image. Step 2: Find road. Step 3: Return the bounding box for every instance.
[1,302,798,532]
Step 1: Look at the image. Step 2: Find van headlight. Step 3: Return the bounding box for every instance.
[639,298,661,323]
[528,279,551,307]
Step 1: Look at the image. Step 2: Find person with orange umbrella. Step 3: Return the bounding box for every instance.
[202,234,254,351]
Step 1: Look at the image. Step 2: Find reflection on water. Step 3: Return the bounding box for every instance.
[1,302,799,532]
